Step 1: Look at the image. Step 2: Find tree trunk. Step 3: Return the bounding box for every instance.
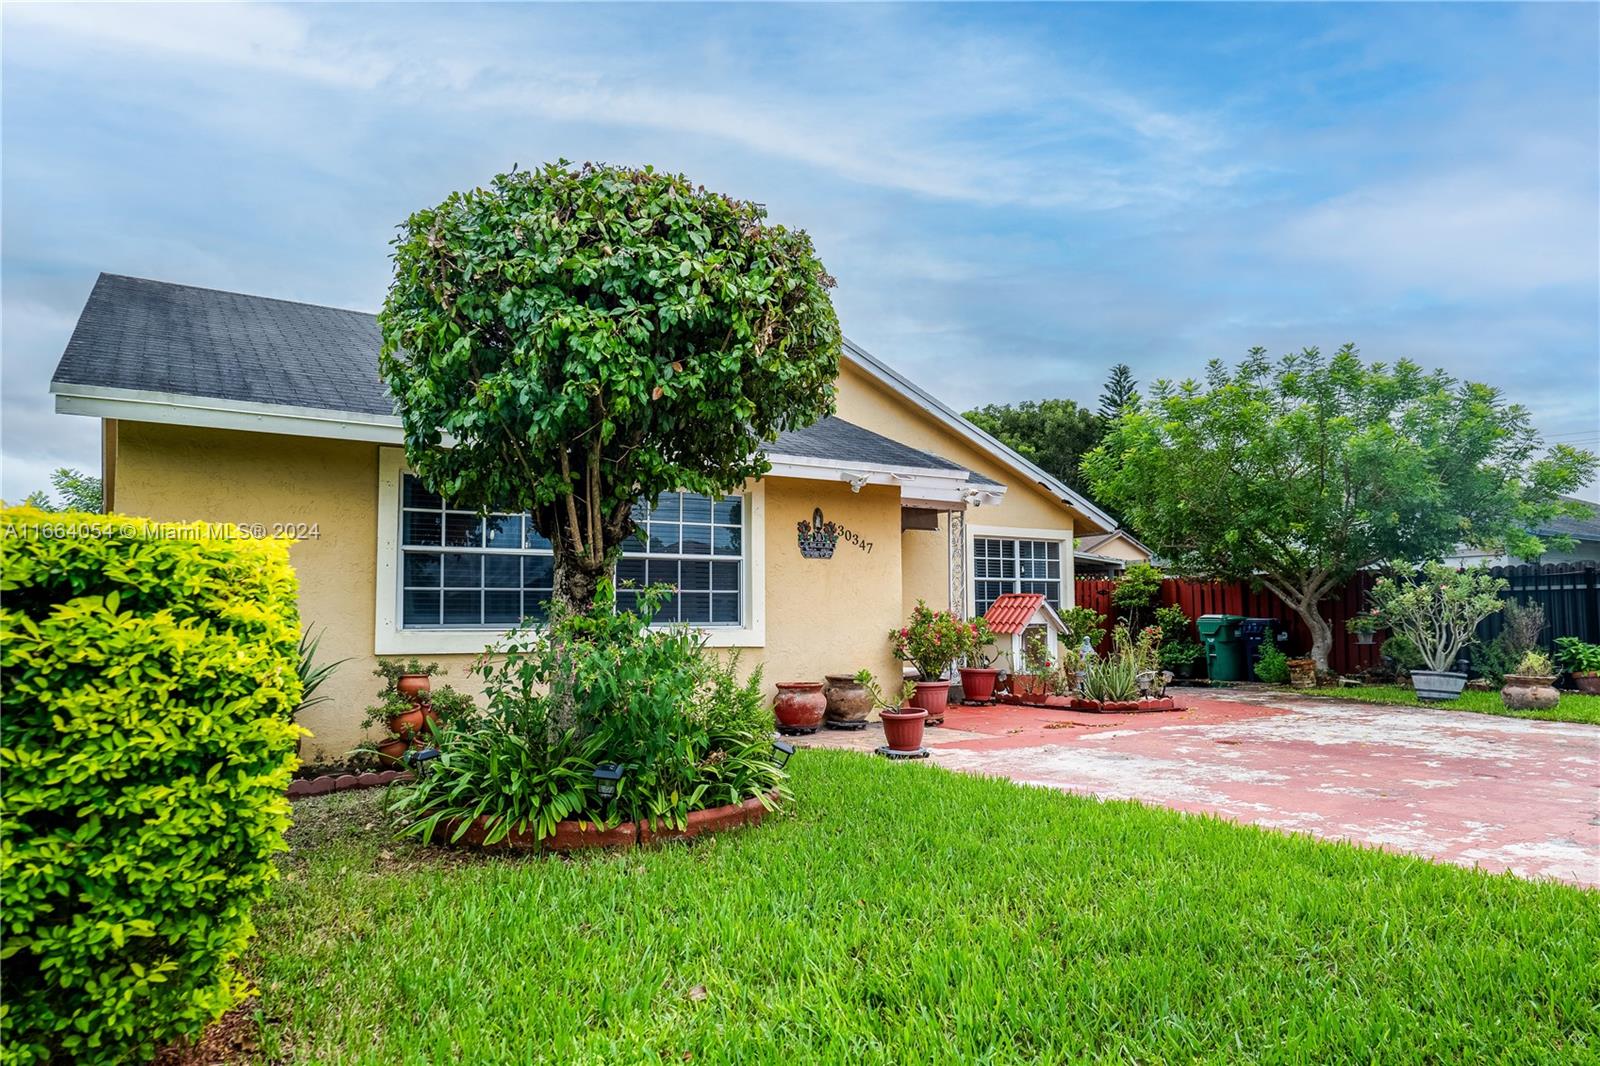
[552,543,608,616]
[1291,599,1335,676]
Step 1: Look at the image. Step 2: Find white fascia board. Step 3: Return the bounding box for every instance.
[839,338,1118,533]
[52,383,404,444]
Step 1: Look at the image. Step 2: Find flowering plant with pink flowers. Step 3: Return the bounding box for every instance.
[889,600,971,680]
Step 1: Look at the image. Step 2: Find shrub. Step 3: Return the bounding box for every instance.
[392,583,787,842]
[0,507,302,1064]
[1366,563,1507,673]
[1255,645,1291,684]
[1470,601,1545,685]
[1554,636,1600,675]
[1059,605,1107,652]
[1379,631,1426,671]
[1110,562,1163,630]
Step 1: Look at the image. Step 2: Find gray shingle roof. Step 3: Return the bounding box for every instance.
[769,417,997,483]
[52,273,999,485]
[53,273,393,416]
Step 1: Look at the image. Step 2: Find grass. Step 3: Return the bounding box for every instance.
[1303,684,1600,725]
[249,751,1598,1063]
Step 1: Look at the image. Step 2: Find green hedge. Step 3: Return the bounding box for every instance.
[1,507,303,1064]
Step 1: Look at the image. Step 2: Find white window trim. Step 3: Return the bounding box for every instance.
[966,524,1076,619]
[375,448,765,654]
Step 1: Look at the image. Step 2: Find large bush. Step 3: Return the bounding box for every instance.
[393,582,787,843]
[0,507,302,1064]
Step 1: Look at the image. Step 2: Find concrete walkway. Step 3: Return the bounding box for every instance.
[796,691,1600,887]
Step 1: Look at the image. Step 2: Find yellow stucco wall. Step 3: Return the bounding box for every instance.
[1083,532,1150,563]
[111,421,906,759]
[752,478,904,697]
[834,362,1079,614]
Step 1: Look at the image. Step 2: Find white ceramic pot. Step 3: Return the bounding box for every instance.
[1411,670,1467,701]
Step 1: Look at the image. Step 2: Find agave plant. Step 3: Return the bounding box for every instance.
[296,626,350,720]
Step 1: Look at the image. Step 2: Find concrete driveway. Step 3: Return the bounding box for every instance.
[797,691,1600,887]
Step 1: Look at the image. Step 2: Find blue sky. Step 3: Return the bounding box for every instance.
[4,2,1597,498]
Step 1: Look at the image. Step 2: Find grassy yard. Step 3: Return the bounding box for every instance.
[250,751,1597,1064]
[1304,684,1600,726]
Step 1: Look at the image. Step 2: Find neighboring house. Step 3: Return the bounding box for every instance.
[49,274,1131,757]
[1442,498,1600,568]
[1072,529,1153,576]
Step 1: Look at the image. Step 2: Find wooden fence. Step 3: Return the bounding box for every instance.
[1074,562,1600,677]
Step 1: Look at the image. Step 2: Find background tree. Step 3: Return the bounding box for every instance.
[1082,345,1596,673]
[379,161,842,612]
[19,468,102,513]
[1098,363,1139,420]
[963,398,1103,494]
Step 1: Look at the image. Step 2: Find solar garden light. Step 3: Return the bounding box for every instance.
[593,762,624,800]
[406,747,441,776]
[773,740,796,768]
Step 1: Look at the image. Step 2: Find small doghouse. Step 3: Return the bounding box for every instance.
[982,592,1069,672]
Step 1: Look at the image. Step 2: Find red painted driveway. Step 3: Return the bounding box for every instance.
[798,692,1600,887]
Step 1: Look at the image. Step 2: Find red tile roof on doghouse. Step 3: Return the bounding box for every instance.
[983,592,1046,635]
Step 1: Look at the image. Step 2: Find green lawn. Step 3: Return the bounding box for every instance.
[251,751,1597,1064]
[1304,684,1600,725]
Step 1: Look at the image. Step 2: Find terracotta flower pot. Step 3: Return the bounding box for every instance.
[375,737,410,766]
[386,706,428,738]
[773,681,827,735]
[822,674,872,729]
[396,673,431,700]
[958,667,999,703]
[1010,673,1048,699]
[1573,672,1600,695]
[880,706,928,753]
[1502,674,1560,711]
[909,679,951,725]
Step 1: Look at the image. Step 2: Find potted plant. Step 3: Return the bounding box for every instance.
[376,657,442,701]
[1502,650,1560,711]
[1365,562,1508,701]
[1346,611,1383,646]
[1555,637,1600,694]
[773,681,827,735]
[888,600,968,724]
[857,670,922,753]
[956,616,1001,704]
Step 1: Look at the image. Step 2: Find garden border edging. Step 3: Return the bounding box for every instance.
[436,791,780,852]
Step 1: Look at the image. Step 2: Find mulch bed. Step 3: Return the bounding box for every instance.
[152,1003,260,1066]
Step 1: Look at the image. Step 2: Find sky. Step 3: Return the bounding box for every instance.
[3,2,1597,500]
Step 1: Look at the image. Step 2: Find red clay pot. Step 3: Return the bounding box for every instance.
[1573,672,1600,695]
[958,667,999,703]
[773,681,827,734]
[909,679,951,725]
[386,706,428,738]
[396,673,431,700]
[375,737,410,765]
[880,706,929,752]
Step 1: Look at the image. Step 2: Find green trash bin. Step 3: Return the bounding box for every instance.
[1196,614,1247,682]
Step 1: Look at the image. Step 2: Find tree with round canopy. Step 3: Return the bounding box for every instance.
[379,162,842,613]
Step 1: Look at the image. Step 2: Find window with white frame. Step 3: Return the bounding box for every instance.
[973,536,1062,615]
[398,474,742,628]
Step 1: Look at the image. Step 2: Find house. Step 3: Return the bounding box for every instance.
[49,273,1129,758]
[1442,498,1600,568]
[1072,529,1153,576]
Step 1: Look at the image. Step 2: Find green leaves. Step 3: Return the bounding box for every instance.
[1083,345,1597,667]
[0,506,302,1064]
[378,162,841,605]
